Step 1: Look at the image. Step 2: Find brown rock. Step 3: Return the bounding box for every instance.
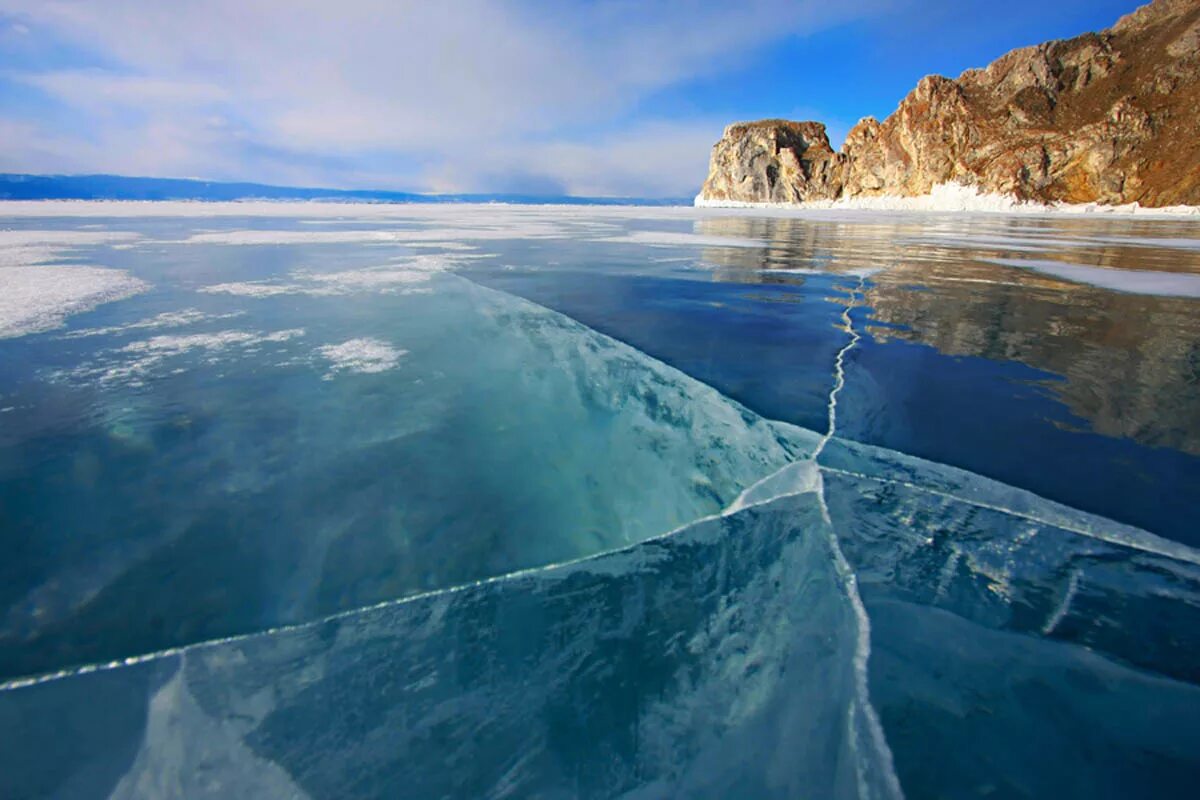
[698,0,1200,207]
[697,120,843,204]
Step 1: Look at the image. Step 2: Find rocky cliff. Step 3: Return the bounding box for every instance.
[698,0,1200,208]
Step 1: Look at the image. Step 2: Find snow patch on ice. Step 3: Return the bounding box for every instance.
[0,266,148,339]
[986,257,1200,297]
[0,230,141,272]
[317,338,406,377]
[200,281,302,298]
[181,222,566,245]
[602,230,767,248]
[201,256,458,298]
[186,229,405,245]
[57,328,306,386]
[64,308,246,338]
[0,230,141,249]
[0,228,150,339]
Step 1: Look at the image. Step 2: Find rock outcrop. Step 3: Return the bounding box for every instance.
[698,0,1200,207]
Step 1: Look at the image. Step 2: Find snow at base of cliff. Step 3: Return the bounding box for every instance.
[694,182,1200,217]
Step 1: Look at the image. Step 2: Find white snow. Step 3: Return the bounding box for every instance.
[695,182,1200,217]
[0,228,149,339]
[601,230,768,248]
[201,257,455,298]
[186,230,405,245]
[64,309,246,338]
[58,328,306,386]
[199,281,309,298]
[317,338,406,376]
[0,266,149,339]
[0,230,141,247]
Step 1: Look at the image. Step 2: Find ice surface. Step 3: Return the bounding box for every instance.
[186,230,411,245]
[0,493,900,800]
[2,435,1196,799]
[2,207,1199,799]
[0,273,814,682]
[910,232,1200,253]
[602,231,769,248]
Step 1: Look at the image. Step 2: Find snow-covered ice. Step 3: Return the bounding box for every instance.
[0,266,148,339]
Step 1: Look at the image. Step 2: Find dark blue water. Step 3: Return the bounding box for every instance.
[461,254,1200,544]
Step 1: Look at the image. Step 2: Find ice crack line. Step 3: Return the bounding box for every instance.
[811,277,904,800]
[813,275,865,462]
[1042,568,1081,636]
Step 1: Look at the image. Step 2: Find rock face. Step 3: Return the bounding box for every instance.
[698,0,1200,207]
[697,121,844,203]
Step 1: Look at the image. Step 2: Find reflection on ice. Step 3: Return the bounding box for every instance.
[984,256,1200,297]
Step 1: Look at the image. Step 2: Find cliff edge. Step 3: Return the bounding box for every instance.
[698,0,1200,208]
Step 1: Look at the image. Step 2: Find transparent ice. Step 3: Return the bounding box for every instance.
[0,204,1198,799]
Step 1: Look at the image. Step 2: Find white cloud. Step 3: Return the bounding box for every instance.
[16,70,229,112]
[426,120,729,197]
[1,0,887,195]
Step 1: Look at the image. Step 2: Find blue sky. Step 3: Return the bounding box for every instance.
[0,0,1143,197]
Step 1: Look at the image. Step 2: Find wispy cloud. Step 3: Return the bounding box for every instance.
[0,0,888,195]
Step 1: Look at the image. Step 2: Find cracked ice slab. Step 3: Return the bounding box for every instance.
[4,445,1199,799]
[0,493,902,800]
[0,273,817,682]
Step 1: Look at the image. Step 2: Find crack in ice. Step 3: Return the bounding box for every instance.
[1,268,1187,800]
[812,276,865,463]
[1042,568,1082,636]
[819,466,1200,566]
[809,277,905,800]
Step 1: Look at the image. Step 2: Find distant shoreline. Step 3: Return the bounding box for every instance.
[0,173,687,208]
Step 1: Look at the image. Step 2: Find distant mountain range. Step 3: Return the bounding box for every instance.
[0,173,686,206]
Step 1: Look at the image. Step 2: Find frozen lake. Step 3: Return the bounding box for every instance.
[1,202,1199,798]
